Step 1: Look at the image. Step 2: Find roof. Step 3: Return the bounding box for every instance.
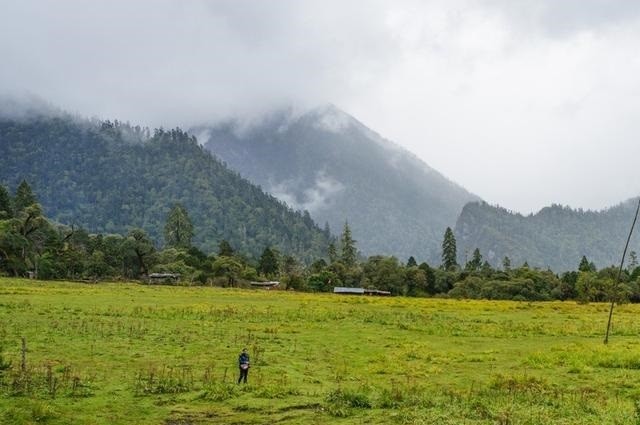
[333,287,366,294]
[333,287,391,295]
[250,281,280,287]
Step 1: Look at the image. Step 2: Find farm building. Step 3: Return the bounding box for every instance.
[333,287,391,296]
[146,273,180,284]
[250,281,280,289]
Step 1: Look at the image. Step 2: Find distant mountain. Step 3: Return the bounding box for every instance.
[192,105,480,263]
[0,114,331,261]
[455,200,640,271]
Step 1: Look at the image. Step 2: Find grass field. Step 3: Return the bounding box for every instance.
[1,278,640,424]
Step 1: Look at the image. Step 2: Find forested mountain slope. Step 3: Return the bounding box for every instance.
[192,105,479,262]
[0,114,331,261]
[455,200,640,271]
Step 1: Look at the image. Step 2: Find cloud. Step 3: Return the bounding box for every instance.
[1,1,640,213]
[270,171,344,213]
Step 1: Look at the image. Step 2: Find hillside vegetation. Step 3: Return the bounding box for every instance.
[0,115,331,261]
[456,200,640,271]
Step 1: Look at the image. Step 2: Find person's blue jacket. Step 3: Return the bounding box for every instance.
[239,352,250,367]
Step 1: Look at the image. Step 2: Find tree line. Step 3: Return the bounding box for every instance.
[1,180,639,303]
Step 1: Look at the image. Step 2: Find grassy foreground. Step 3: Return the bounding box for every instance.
[1,278,640,424]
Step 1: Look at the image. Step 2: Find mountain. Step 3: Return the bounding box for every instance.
[0,113,331,261]
[455,200,640,271]
[191,105,480,263]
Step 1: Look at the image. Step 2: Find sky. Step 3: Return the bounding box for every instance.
[1,0,640,214]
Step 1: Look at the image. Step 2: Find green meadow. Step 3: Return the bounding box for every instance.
[1,278,640,424]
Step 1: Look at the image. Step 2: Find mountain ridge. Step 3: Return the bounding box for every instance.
[192,104,481,263]
[0,112,331,261]
[455,198,640,271]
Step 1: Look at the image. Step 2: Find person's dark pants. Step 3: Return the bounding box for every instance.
[238,367,248,383]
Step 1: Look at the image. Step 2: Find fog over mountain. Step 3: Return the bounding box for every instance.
[2,1,640,214]
[193,105,479,263]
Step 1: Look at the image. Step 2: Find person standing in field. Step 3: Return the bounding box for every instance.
[238,348,250,384]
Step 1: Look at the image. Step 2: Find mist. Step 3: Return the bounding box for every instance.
[2,0,640,213]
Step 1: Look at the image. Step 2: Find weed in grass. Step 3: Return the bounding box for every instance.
[324,387,372,417]
[134,365,194,395]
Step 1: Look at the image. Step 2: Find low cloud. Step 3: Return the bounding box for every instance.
[270,171,344,213]
[1,1,640,213]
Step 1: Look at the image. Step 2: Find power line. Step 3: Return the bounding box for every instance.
[604,197,640,344]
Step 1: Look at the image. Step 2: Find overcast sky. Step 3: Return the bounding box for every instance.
[2,0,640,214]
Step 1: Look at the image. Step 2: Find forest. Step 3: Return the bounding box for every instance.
[0,116,331,262]
[1,180,638,303]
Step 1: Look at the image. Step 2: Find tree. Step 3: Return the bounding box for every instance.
[212,256,243,287]
[578,255,596,273]
[15,203,49,274]
[419,262,437,294]
[258,247,279,277]
[218,240,234,257]
[629,251,638,270]
[441,227,457,271]
[0,184,12,219]
[407,256,417,267]
[405,266,427,296]
[340,222,357,268]
[465,248,482,272]
[123,229,155,277]
[502,256,511,271]
[164,203,194,249]
[327,242,338,264]
[13,180,36,215]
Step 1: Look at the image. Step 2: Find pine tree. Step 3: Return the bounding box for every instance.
[13,180,36,215]
[441,227,457,271]
[0,184,12,219]
[163,203,194,249]
[629,251,638,270]
[327,242,338,264]
[465,248,482,272]
[258,247,279,277]
[578,255,595,272]
[502,256,511,271]
[407,256,417,267]
[218,240,234,257]
[323,222,331,238]
[340,222,357,268]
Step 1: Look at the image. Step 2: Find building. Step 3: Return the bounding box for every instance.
[333,287,391,296]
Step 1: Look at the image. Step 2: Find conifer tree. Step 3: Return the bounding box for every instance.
[502,256,511,271]
[218,239,234,257]
[578,255,595,272]
[441,227,457,271]
[258,247,279,277]
[465,248,482,272]
[163,203,194,249]
[0,184,12,219]
[327,241,338,264]
[628,251,638,270]
[13,180,36,215]
[340,222,357,268]
[407,256,417,267]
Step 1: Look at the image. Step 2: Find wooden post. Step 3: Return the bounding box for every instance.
[21,336,27,372]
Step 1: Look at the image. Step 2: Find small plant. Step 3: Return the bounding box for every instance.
[134,365,194,395]
[197,383,240,401]
[324,388,372,417]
